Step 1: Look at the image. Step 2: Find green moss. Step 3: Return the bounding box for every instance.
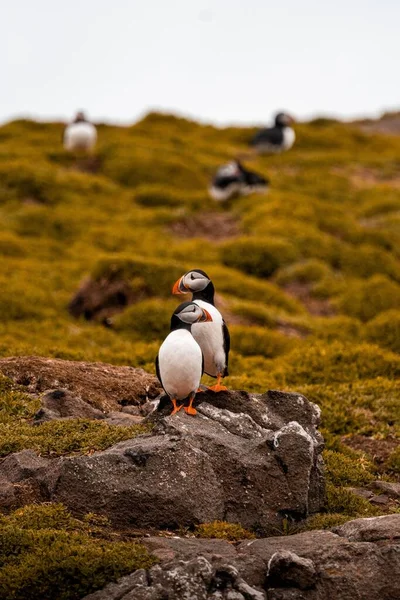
[325,483,379,517]
[134,184,210,210]
[194,521,255,541]
[386,446,400,474]
[220,237,297,278]
[335,275,400,321]
[0,232,26,257]
[114,297,177,341]
[311,316,362,342]
[275,259,333,286]
[92,255,185,297]
[324,449,375,486]
[0,504,156,600]
[0,418,152,458]
[275,341,400,385]
[231,325,294,358]
[365,310,400,353]
[300,513,351,531]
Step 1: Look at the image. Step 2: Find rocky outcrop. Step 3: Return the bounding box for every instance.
[81,514,400,600]
[0,356,162,412]
[83,558,266,600]
[0,389,325,533]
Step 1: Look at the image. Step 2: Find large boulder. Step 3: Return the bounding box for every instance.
[1,389,325,533]
[0,356,162,412]
[81,514,400,600]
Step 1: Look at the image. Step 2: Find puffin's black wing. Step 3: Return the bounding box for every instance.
[222,320,230,376]
[243,168,268,186]
[251,126,284,147]
[155,354,162,384]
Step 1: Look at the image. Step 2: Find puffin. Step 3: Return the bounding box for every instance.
[156,301,212,416]
[250,113,295,154]
[63,111,97,152]
[172,269,230,392]
[209,160,269,201]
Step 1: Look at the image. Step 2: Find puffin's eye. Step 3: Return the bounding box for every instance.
[190,273,195,279]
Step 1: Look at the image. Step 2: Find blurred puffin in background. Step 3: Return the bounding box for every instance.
[156,302,212,416]
[173,270,230,392]
[250,112,295,154]
[63,111,97,152]
[209,160,269,201]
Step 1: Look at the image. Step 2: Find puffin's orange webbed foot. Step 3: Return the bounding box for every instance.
[208,373,228,393]
[184,395,197,416]
[208,384,228,392]
[170,398,183,415]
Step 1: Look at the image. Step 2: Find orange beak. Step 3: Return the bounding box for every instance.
[172,276,189,295]
[201,308,213,322]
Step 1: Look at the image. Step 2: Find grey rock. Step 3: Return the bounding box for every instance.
[104,411,144,426]
[35,389,105,423]
[0,450,49,482]
[82,515,400,600]
[333,513,400,542]
[82,557,266,600]
[240,519,400,600]
[267,550,316,590]
[0,479,16,509]
[82,569,148,600]
[142,537,265,589]
[47,389,324,532]
[371,480,400,499]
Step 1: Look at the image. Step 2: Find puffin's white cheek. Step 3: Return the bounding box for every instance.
[190,278,209,292]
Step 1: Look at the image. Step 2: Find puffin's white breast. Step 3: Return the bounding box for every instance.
[209,182,242,202]
[191,300,226,377]
[158,329,202,400]
[64,122,97,151]
[282,127,295,150]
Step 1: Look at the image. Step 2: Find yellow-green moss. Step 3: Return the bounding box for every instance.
[231,325,294,358]
[324,449,375,486]
[0,406,152,458]
[194,521,255,541]
[114,297,177,341]
[335,275,400,321]
[220,236,297,278]
[325,483,379,517]
[0,504,156,600]
[365,309,400,353]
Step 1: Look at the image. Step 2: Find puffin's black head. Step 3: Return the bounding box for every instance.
[74,111,87,123]
[275,112,294,127]
[170,301,213,331]
[172,269,215,304]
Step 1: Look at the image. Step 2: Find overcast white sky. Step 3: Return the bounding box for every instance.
[1,0,399,126]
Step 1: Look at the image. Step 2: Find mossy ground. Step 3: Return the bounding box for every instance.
[0,504,156,600]
[0,114,399,588]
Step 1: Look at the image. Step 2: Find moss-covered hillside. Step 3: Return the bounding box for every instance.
[0,112,399,597]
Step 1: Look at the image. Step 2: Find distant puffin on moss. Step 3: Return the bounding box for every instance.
[250,112,295,154]
[63,111,97,152]
[209,160,269,201]
[156,301,212,416]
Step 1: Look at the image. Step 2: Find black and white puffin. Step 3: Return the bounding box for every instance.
[209,160,269,201]
[156,301,212,416]
[63,111,97,152]
[250,113,295,154]
[172,270,230,392]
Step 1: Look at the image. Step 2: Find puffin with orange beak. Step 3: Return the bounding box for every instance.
[172,270,230,392]
[156,301,213,416]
